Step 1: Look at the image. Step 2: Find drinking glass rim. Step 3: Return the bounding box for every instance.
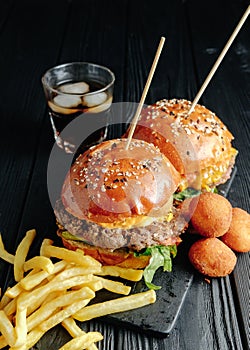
[41,61,115,96]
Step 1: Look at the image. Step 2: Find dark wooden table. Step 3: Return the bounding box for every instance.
[0,0,249,349]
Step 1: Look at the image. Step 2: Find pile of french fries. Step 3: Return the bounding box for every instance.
[0,230,156,350]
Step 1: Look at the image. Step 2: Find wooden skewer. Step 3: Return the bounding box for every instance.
[188,5,250,115]
[125,36,165,150]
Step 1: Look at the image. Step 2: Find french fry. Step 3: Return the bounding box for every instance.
[0,288,12,309]
[9,300,92,350]
[41,242,101,268]
[72,280,103,292]
[38,298,92,332]
[95,276,131,295]
[6,272,49,299]
[19,275,94,314]
[7,260,57,298]
[20,260,68,291]
[23,256,54,274]
[3,298,17,318]
[0,310,16,347]
[20,270,49,291]
[5,283,24,299]
[0,234,158,350]
[27,287,95,331]
[0,234,15,264]
[62,317,84,337]
[58,332,103,350]
[39,238,53,255]
[74,289,156,322]
[62,318,98,350]
[9,328,44,350]
[14,229,36,282]
[0,335,7,349]
[14,301,27,347]
[40,291,65,306]
[0,235,3,249]
[51,266,102,282]
[98,265,143,282]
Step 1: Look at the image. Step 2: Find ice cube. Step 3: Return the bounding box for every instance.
[85,96,112,113]
[48,100,79,114]
[83,92,107,107]
[53,94,81,108]
[59,82,89,94]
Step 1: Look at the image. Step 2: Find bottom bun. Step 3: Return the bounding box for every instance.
[58,230,150,269]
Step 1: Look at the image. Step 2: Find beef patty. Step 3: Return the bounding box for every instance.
[54,199,187,252]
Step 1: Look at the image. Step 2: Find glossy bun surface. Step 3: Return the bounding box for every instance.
[61,138,180,225]
[128,99,237,189]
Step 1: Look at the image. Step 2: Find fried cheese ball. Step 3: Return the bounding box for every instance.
[221,208,250,253]
[190,192,232,237]
[188,238,237,277]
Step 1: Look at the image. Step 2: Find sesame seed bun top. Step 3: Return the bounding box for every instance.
[61,138,180,225]
[127,99,236,189]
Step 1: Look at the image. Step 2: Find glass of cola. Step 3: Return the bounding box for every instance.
[42,62,115,153]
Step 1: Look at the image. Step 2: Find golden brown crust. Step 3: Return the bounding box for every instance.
[188,238,237,277]
[126,99,236,189]
[190,192,232,237]
[221,208,250,253]
[60,234,150,268]
[61,138,180,225]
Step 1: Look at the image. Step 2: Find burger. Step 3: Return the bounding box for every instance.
[54,138,188,289]
[125,99,237,191]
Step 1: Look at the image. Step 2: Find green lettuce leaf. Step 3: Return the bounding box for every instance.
[211,187,218,193]
[173,188,200,201]
[137,245,177,290]
[62,230,177,291]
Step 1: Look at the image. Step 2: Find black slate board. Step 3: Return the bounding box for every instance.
[104,241,194,336]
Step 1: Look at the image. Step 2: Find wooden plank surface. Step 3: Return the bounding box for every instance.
[124,0,197,103]
[186,1,250,347]
[0,0,249,349]
[0,0,70,289]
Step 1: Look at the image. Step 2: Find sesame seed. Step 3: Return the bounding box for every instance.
[100,185,106,192]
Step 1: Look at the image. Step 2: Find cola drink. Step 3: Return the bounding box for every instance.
[42,62,115,153]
